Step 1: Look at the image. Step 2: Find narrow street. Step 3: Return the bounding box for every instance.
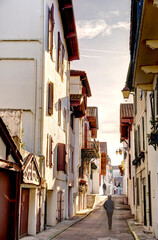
[54,196,134,240]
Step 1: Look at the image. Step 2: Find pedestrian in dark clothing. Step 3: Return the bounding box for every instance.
[102,183,106,195]
[103,195,114,230]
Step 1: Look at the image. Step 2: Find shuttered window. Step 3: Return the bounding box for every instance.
[138,125,141,154]
[49,136,53,167]
[57,32,65,79]
[46,134,53,167]
[48,4,55,58]
[48,82,54,115]
[57,32,61,73]
[57,143,66,172]
[58,99,61,126]
[70,113,74,130]
[63,108,66,132]
[136,177,140,205]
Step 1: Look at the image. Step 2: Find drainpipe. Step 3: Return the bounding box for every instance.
[65,61,70,219]
[145,91,150,228]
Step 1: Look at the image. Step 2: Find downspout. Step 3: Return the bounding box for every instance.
[145,91,150,228]
[65,60,70,219]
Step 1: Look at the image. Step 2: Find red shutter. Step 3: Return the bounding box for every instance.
[82,87,86,94]
[49,136,53,167]
[57,143,66,171]
[48,82,54,115]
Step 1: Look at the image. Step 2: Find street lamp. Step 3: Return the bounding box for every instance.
[121,85,130,100]
[116,147,128,155]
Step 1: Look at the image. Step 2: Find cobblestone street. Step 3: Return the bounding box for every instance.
[53,195,134,240]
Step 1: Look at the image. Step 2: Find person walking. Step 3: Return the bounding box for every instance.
[103,195,114,230]
[102,183,106,195]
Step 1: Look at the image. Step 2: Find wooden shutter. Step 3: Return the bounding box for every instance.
[48,4,54,58]
[48,82,54,115]
[49,136,53,167]
[142,117,145,150]
[57,143,65,171]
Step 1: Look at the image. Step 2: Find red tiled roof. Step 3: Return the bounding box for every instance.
[70,70,92,97]
[58,0,79,61]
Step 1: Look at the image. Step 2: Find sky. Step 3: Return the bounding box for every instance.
[71,0,132,165]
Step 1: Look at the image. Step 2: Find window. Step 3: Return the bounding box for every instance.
[134,130,138,158]
[138,125,141,154]
[136,177,140,205]
[79,161,84,178]
[46,134,53,167]
[48,82,54,115]
[57,143,66,172]
[70,113,74,130]
[142,117,145,151]
[58,99,61,126]
[57,32,65,78]
[48,4,55,58]
[69,149,74,173]
[63,108,66,132]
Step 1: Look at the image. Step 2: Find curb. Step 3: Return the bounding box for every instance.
[49,209,93,239]
[127,219,139,240]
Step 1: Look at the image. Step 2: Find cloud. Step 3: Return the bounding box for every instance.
[111,21,130,30]
[76,19,110,39]
[81,48,128,54]
[99,11,120,19]
[76,19,130,39]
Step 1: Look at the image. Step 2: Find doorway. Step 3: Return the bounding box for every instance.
[20,188,29,237]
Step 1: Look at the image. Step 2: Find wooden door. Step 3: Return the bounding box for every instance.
[57,191,64,222]
[36,189,41,233]
[0,171,10,240]
[20,189,29,237]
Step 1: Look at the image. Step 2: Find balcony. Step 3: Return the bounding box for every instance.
[81,139,100,161]
[86,107,98,138]
[70,94,85,118]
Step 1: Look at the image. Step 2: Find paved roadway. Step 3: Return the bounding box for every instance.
[54,196,134,240]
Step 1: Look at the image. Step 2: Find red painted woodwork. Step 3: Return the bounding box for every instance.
[0,170,18,240]
[0,171,10,240]
[20,189,29,237]
[57,143,66,171]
